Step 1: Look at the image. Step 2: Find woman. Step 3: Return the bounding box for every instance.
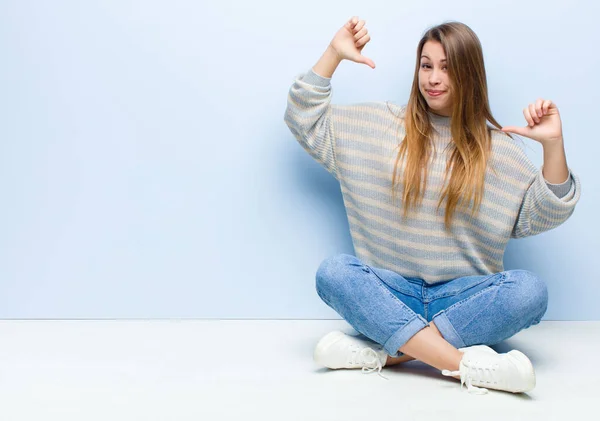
[284,17,580,395]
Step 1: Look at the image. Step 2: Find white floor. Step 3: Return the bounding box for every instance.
[0,320,597,420]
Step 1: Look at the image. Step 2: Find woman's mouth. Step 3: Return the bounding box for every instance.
[427,90,445,97]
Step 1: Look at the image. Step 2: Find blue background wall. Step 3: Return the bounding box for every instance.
[0,0,597,319]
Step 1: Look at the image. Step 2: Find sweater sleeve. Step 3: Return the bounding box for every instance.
[511,159,581,238]
[284,68,340,179]
[544,172,573,198]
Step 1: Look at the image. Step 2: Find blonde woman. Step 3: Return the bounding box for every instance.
[284,17,580,395]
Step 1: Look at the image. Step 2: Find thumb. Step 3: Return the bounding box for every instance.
[353,54,376,69]
[501,126,528,136]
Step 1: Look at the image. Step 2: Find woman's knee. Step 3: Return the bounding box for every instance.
[504,269,549,322]
[315,253,362,297]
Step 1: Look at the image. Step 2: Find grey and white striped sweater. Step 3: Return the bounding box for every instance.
[284,68,581,284]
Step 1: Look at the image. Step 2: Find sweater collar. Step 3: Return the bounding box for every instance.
[427,110,451,128]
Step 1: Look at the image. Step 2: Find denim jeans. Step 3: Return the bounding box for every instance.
[315,254,548,357]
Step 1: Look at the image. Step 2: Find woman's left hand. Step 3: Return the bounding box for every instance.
[501,99,564,146]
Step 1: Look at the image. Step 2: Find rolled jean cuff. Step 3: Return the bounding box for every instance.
[431,310,466,349]
[383,314,428,357]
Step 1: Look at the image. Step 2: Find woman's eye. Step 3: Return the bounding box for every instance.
[421,64,447,70]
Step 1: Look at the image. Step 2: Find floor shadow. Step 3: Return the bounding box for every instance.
[385,361,536,399]
[385,361,444,381]
[489,339,546,367]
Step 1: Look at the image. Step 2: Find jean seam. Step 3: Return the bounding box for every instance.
[317,267,418,317]
[430,273,503,301]
[441,272,507,315]
[358,267,421,315]
[367,265,421,300]
[432,311,467,349]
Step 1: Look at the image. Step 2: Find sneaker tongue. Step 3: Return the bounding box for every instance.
[462,351,503,386]
[345,336,388,367]
[358,348,376,364]
[357,347,383,367]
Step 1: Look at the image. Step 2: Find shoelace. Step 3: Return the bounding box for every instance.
[356,347,389,380]
[442,365,493,395]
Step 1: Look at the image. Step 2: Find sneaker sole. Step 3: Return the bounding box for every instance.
[313,330,346,368]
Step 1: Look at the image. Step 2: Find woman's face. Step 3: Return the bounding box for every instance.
[418,40,453,117]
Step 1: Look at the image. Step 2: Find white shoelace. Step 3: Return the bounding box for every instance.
[356,347,389,380]
[442,366,491,395]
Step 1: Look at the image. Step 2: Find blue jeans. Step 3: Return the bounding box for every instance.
[315,254,548,357]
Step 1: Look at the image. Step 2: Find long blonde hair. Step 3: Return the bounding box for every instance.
[390,22,506,231]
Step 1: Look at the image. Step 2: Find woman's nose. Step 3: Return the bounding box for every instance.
[429,71,442,84]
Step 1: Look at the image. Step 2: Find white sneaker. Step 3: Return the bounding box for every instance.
[313,331,389,379]
[458,344,497,354]
[442,348,536,395]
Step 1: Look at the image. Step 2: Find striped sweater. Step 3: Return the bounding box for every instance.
[284,68,581,284]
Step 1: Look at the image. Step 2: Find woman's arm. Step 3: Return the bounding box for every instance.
[542,140,570,184]
[313,46,343,78]
[283,17,375,178]
[502,99,581,238]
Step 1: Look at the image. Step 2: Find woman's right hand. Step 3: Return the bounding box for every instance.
[329,16,375,69]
